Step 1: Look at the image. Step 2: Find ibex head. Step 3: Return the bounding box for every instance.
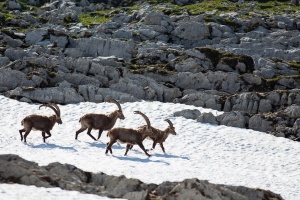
[39,103,62,124]
[106,98,125,120]
[165,119,176,135]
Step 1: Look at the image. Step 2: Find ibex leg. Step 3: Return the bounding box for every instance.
[42,132,46,143]
[75,127,87,140]
[159,143,166,153]
[19,129,25,141]
[23,129,32,143]
[151,142,157,150]
[86,128,97,141]
[105,140,116,154]
[124,144,131,156]
[97,129,103,140]
[44,131,52,142]
[137,142,151,157]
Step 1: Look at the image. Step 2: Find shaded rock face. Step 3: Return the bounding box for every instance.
[0,154,284,200]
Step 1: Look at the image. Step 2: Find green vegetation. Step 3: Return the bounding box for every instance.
[25,61,58,79]
[264,75,299,82]
[256,1,299,14]
[78,5,143,26]
[244,22,260,32]
[63,16,77,24]
[289,61,300,72]
[260,74,300,92]
[128,56,176,75]
[129,64,175,75]
[182,0,237,15]
[183,0,296,16]
[74,0,299,27]
[0,0,15,21]
[1,0,299,28]
[204,14,241,30]
[0,0,45,29]
[78,10,119,26]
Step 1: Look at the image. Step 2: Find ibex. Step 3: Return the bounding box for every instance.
[105,111,152,157]
[75,98,125,141]
[129,117,177,154]
[147,119,177,153]
[19,103,62,143]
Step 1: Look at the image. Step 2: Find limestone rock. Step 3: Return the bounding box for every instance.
[0,68,35,90]
[232,93,261,115]
[285,105,300,118]
[68,37,136,61]
[172,21,210,41]
[8,86,84,104]
[249,115,274,132]
[173,109,201,120]
[258,99,272,113]
[218,111,249,128]
[0,154,284,200]
[197,112,219,125]
[143,10,165,25]
[8,0,22,10]
[25,28,48,45]
[3,35,24,47]
[0,56,9,67]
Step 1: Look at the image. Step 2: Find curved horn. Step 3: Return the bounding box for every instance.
[106,98,122,111]
[39,104,59,117]
[165,119,174,129]
[49,103,61,117]
[134,111,151,128]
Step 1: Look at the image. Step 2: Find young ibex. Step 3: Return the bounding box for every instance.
[147,119,177,153]
[129,117,177,154]
[19,103,62,143]
[105,111,152,157]
[75,98,125,141]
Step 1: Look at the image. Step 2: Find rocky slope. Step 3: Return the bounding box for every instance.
[0,154,284,200]
[1,1,300,136]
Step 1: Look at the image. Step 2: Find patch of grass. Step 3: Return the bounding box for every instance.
[78,9,120,26]
[289,61,300,73]
[184,0,237,15]
[129,63,175,75]
[244,22,260,32]
[63,16,77,24]
[1,12,16,20]
[129,55,176,75]
[204,14,241,30]
[256,1,299,14]
[263,75,300,84]
[155,0,237,15]
[25,61,58,79]
[78,6,142,27]
[154,0,298,18]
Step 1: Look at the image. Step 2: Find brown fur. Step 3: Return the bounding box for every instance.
[19,104,62,143]
[131,119,177,153]
[75,98,125,141]
[105,111,152,157]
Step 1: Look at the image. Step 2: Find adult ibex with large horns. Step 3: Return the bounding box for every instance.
[75,98,125,141]
[106,111,152,157]
[19,103,62,143]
